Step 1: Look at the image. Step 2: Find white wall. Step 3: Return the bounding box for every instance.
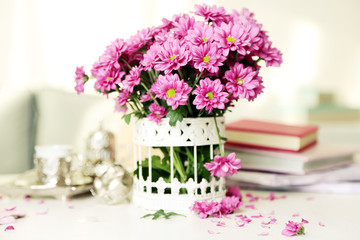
[1,0,360,121]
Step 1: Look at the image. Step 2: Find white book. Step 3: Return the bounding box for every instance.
[225,143,358,175]
[227,164,360,187]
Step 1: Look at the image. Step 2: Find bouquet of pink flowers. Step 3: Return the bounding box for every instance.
[75,4,282,183]
[75,4,282,126]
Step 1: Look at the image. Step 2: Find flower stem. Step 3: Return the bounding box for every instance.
[178,69,184,80]
[172,148,187,183]
[121,58,132,69]
[190,71,203,93]
[213,116,224,157]
[141,82,160,105]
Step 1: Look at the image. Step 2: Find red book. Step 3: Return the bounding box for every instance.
[225,119,318,152]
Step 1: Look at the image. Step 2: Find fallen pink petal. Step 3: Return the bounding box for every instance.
[261,225,271,229]
[251,214,262,218]
[208,230,221,234]
[38,200,45,205]
[36,209,48,215]
[5,207,16,211]
[4,225,15,231]
[258,231,269,236]
[235,221,245,227]
[24,195,31,202]
[216,221,226,227]
[269,192,275,200]
[306,197,315,201]
[302,218,309,224]
[245,205,256,210]
[262,210,275,217]
[319,221,325,227]
[292,212,300,217]
[68,205,74,209]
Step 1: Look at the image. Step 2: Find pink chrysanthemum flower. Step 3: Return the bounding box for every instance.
[193,78,229,113]
[257,38,283,67]
[194,4,227,26]
[214,22,255,56]
[204,152,241,178]
[226,186,242,201]
[172,14,195,39]
[224,62,261,100]
[191,43,226,73]
[122,66,143,92]
[74,66,86,94]
[94,69,125,94]
[147,102,168,124]
[248,76,264,101]
[141,43,161,70]
[220,196,242,215]
[185,22,214,46]
[190,200,221,219]
[154,39,191,74]
[126,27,154,53]
[282,221,305,237]
[140,92,153,103]
[91,38,127,79]
[152,74,191,110]
[115,91,130,106]
[114,91,130,113]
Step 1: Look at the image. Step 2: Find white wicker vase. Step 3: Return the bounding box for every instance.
[132,116,226,212]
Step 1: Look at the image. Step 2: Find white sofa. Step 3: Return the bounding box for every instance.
[0,88,133,174]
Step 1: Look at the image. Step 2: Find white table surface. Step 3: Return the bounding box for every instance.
[1,175,360,240]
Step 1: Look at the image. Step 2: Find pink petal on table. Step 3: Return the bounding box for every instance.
[5,207,16,211]
[292,212,300,217]
[208,230,221,234]
[38,200,45,205]
[0,196,2,200]
[245,193,254,198]
[302,218,309,224]
[251,214,263,218]
[262,210,275,217]
[36,209,48,215]
[319,221,325,227]
[306,196,315,201]
[216,221,226,227]
[235,214,244,218]
[0,216,16,225]
[258,231,269,236]
[276,194,287,199]
[245,205,256,210]
[269,192,275,201]
[68,205,74,209]
[4,225,15,231]
[269,218,277,224]
[261,225,271,229]
[24,195,31,202]
[235,221,245,227]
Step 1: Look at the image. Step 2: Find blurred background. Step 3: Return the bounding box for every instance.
[1,0,360,173]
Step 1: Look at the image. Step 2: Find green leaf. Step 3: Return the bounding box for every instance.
[140,155,171,173]
[166,109,184,126]
[122,113,132,124]
[141,209,186,220]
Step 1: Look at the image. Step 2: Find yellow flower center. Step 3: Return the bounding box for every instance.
[236,78,244,86]
[203,55,210,63]
[156,113,160,117]
[166,88,176,98]
[202,37,208,42]
[106,77,112,81]
[206,92,214,100]
[170,55,177,61]
[226,36,235,43]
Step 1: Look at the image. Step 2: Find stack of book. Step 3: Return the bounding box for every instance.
[225,119,360,193]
